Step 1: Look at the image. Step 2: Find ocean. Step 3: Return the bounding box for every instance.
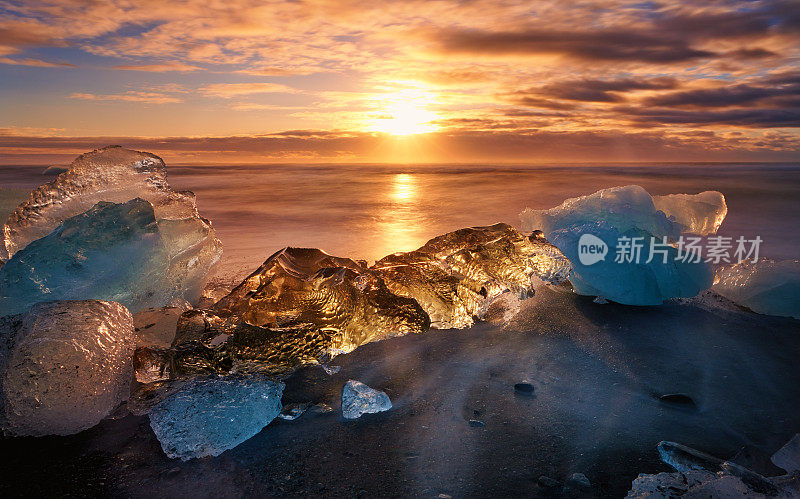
[2,162,799,280]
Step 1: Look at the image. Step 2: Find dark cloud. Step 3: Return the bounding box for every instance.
[643,72,800,110]
[536,77,678,103]
[726,48,778,59]
[506,94,578,110]
[621,107,800,127]
[433,27,715,63]
[644,84,777,108]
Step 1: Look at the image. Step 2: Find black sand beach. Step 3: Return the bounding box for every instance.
[2,286,798,497]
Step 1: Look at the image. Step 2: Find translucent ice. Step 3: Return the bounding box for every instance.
[147,375,284,460]
[0,300,135,436]
[652,191,727,235]
[372,223,570,328]
[133,305,187,348]
[713,260,800,319]
[212,247,430,353]
[132,247,429,382]
[520,185,714,306]
[0,198,221,315]
[341,380,392,419]
[627,441,786,497]
[2,146,201,260]
[133,313,339,381]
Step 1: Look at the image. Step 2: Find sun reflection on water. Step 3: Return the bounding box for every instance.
[373,173,427,259]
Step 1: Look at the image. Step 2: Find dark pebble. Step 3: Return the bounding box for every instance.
[658,393,696,409]
[468,419,485,428]
[514,382,535,394]
[538,476,559,488]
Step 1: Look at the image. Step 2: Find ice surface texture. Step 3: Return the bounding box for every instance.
[372,223,570,328]
[0,198,221,315]
[0,146,222,313]
[713,260,800,319]
[341,380,391,419]
[0,300,135,436]
[2,146,198,260]
[652,191,727,236]
[133,227,570,382]
[210,247,430,354]
[520,185,716,306]
[627,440,798,497]
[147,375,284,460]
[133,247,430,382]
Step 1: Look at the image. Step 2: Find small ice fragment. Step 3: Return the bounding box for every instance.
[341,380,391,419]
[278,402,311,420]
[147,375,284,461]
[322,364,341,375]
[772,433,800,473]
[0,300,136,436]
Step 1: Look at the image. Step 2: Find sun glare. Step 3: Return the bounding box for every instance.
[369,89,440,135]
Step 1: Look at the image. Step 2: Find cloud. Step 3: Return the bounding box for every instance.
[70,91,182,104]
[112,62,202,72]
[621,107,800,128]
[0,57,76,67]
[534,77,678,103]
[1,128,797,165]
[0,0,798,152]
[199,82,302,98]
[430,27,716,63]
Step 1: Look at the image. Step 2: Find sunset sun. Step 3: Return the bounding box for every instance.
[368,89,440,135]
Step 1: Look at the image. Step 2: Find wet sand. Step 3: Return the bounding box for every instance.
[2,287,798,498]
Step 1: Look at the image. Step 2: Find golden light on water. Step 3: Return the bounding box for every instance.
[392,173,416,201]
[372,173,426,257]
[368,89,440,136]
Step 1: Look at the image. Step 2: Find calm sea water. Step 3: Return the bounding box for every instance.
[1,163,799,280]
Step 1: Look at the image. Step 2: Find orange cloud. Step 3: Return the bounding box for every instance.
[199,83,302,98]
[69,92,182,104]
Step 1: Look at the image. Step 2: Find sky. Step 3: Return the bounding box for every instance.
[0,0,799,164]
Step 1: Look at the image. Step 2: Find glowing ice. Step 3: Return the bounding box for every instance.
[147,375,284,460]
[713,260,800,319]
[341,380,392,419]
[0,198,220,315]
[652,191,727,235]
[372,223,570,328]
[520,185,715,306]
[212,247,430,353]
[133,247,430,381]
[0,300,135,436]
